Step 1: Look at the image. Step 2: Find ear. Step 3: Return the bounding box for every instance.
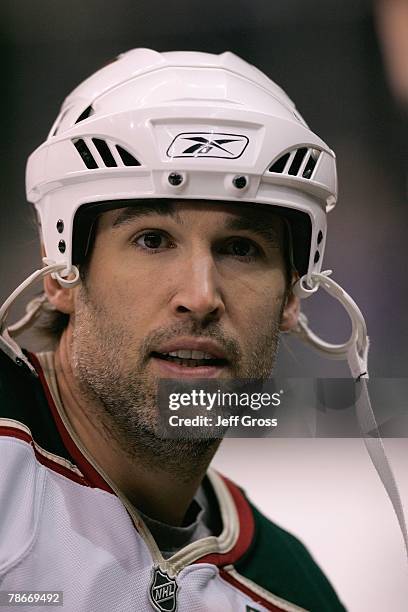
[280,287,300,332]
[41,244,76,315]
[41,244,74,314]
[43,272,76,315]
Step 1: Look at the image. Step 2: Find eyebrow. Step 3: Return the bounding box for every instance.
[111,201,282,247]
[112,201,176,228]
[224,216,282,247]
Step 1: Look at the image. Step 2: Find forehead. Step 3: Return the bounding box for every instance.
[99,200,284,236]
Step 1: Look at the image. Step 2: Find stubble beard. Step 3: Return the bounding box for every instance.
[70,286,283,479]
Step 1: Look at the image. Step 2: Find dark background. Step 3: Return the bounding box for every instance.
[1,0,407,376]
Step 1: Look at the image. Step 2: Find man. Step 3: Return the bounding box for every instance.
[0,49,353,611]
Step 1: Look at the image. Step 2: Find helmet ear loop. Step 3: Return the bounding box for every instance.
[54,266,81,289]
[42,257,81,289]
[292,273,320,299]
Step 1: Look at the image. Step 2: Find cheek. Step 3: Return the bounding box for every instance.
[226,270,286,344]
[226,268,286,316]
[87,265,169,333]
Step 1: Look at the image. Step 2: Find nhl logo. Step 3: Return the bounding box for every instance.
[149,567,179,612]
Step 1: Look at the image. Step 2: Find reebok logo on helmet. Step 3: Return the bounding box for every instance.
[167,132,249,159]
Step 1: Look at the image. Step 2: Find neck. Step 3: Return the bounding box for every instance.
[53,327,218,526]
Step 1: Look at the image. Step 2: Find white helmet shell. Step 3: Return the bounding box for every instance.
[26,48,337,282]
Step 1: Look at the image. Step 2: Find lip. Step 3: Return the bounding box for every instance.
[150,336,229,379]
[154,337,227,360]
[150,356,226,379]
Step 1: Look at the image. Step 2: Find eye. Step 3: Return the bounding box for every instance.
[221,237,261,258]
[134,231,174,250]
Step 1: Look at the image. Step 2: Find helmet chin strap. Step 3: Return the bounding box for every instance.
[292,271,408,562]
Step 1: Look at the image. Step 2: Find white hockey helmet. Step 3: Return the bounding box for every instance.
[26,48,337,285]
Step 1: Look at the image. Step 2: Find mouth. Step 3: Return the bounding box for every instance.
[150,339,230,378]
[151,350,227,368]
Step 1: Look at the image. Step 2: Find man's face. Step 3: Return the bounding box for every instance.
[69,200,290,450]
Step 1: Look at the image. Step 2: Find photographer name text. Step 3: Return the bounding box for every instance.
[168,415,278,427]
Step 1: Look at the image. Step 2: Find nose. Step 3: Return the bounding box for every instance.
[170,252,225,322]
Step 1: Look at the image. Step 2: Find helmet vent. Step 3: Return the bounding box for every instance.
[302,150,320,179]
[73,139,98,169]
[269,152,290,174]
[288,147,308,176]
[72,138,141,169]
[116,145,141,167]
[75,105,94,124]
[92,138,117,167]
[268,147,321,180]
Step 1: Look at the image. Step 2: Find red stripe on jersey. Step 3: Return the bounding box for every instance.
[0,425,89,486]
[27,352,113,494]
[195,474,255,566]
[219,568,290,612]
